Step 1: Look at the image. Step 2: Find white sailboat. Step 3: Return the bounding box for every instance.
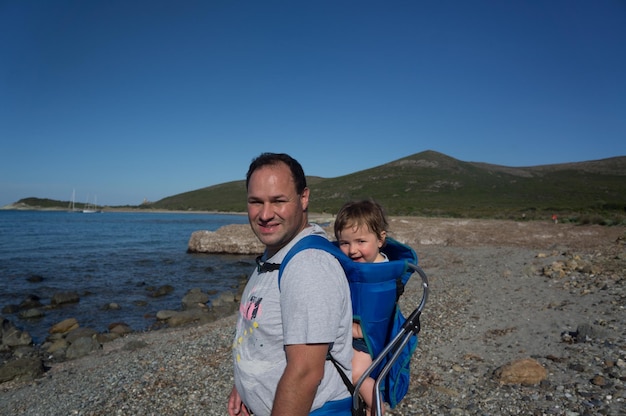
[82,194,101,213]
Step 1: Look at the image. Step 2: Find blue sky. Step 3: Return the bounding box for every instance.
[1,1,625,207]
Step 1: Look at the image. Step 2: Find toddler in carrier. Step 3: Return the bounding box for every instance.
[334,200,389,415]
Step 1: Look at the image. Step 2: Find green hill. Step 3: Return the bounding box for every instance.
[149,150,626,222]
[12,151,626,223]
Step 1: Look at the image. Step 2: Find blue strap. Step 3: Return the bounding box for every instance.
[309,397,352,415]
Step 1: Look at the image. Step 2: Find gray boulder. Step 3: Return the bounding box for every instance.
[66,336,101,359]
[182,288,210,310]
[51,291,80,306]
[0,357,44,383]
[187,224,264,254]
[1,318,32,348]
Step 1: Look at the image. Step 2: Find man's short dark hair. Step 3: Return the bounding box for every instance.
[246,153,307,194]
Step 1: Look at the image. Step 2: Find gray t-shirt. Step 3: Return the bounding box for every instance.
[233,224,353,415]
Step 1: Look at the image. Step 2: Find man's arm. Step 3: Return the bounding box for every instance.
[271,343,329,416]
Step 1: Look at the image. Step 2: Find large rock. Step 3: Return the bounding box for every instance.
[493,358,547,385]
[50,291,80,306]
[66,336,101,359]
[49,318,79,334]
[19,294,43,309]
[149,284,175,297]
[187,224,264,254]
[19,308,44,319]
[65,327,98,343]
[0,357,44,383]
[160,309,211,327]
[1,319,32,348]
[182,288,210,310]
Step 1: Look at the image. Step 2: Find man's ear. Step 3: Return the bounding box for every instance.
[300,187,310,211]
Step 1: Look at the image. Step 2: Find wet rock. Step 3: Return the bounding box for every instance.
[162,309,210,327]
[108,322,132,335]
[211,291,236,307]
[46,338,68,355]
[150,284,174,297]
[19,294,42,309]
[211,291,238,316]
[19,308,44,319]
[26,274,44,283]
[11,346,37,359]
[49,318,79,334]
[66,327,98,343]
[182,288,210,310]
[1,304,19,314]
[102,302,121,310]
[50,291,80,306]
[156,310,177,320]
[1,319,32,348]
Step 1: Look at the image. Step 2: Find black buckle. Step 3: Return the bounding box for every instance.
[255,256,281,273]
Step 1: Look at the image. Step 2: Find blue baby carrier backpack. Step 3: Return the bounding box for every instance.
[279,235,429,416]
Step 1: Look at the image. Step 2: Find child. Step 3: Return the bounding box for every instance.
[334,200,389,415]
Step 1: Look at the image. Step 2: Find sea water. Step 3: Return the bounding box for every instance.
[0,210,254,343]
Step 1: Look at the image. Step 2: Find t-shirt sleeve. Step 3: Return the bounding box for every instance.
[280,249,348,345]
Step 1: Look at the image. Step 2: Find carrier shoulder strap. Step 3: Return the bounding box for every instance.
[278,234,357,289]
[277,235,358,397]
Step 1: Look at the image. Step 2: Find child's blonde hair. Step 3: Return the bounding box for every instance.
[334,200,388,241]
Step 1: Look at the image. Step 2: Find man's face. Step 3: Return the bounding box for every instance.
[247,162,309,257]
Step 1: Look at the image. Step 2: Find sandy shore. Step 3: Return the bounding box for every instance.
[1,217,624,415]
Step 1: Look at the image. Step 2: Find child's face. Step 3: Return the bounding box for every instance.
[337,225,386,263]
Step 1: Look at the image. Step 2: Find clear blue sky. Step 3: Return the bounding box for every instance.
[2,1,625,207]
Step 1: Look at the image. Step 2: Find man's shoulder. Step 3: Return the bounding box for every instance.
[282,249,347,290]
[277,224,329,259]
[288,246,340,267]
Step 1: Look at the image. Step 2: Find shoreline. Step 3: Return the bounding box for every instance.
[0,204,248,215]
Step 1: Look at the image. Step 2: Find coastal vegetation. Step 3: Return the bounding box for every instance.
[9,151,626,224]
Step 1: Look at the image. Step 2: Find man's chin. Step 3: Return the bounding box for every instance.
[256,232,280,247]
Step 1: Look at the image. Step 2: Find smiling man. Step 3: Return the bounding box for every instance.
[228,153,353,416]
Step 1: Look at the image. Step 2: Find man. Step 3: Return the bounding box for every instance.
[228,153,353,416]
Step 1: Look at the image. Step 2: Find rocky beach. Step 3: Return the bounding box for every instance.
[1,216,625,415]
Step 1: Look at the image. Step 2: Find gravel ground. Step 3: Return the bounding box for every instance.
[1,218,624,415]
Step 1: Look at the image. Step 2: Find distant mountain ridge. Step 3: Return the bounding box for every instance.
[11,150,626,221]
[150,150,626,220]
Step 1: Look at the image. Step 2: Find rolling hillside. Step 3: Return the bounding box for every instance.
[149,150,626,221]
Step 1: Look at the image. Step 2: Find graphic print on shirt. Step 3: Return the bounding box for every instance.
[233,287,264,361]
[243,295,263,319]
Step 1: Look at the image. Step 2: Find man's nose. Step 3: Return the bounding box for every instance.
[259,203,274,220]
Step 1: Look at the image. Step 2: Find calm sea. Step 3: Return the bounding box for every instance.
[0,210,254,344]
